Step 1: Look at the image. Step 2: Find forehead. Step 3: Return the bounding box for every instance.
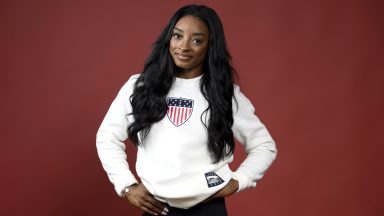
[174,15,209,35]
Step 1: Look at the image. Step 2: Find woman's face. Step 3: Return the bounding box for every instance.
[169,15,209,77]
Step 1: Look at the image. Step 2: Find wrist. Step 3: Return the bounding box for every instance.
[120,184,134,198]
[231,179,239,192]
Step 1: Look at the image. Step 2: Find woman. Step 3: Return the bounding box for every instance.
[96,4,277,216]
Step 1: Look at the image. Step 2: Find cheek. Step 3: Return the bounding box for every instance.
[196,46,208,59]
[169,39,177,51]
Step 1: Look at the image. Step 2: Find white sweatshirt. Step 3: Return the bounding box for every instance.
[96,73,277,209]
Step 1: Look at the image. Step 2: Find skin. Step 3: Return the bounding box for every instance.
[125,183,168,215]
[169,15,209,79]
[125,15,239,215]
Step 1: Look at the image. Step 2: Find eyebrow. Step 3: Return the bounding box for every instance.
[174,27,207,37]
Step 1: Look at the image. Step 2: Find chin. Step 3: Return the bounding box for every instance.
[175,62,192,70]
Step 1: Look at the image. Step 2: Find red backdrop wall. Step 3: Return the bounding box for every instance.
[1,0,383,215]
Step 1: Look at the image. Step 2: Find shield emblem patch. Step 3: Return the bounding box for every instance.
[167,97,194,127]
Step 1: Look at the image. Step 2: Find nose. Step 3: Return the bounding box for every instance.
[178,38,190,52]
[179,47,187,52]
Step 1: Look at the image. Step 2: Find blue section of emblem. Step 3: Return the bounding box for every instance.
[204,172,225,188]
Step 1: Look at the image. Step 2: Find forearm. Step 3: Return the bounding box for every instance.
[232,85,277,191]
[233,139,277,191]
[96,136,138,195]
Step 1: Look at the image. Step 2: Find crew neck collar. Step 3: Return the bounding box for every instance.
[174,74,203,85]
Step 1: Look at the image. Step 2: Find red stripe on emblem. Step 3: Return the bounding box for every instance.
[180,108,185,125]
[176,107,180,125]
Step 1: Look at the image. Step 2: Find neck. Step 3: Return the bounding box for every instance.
[175,67,203,79]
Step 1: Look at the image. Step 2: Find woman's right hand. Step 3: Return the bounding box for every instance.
[124,183,169,216]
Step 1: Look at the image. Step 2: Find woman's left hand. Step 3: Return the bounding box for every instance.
[204,178,239,202]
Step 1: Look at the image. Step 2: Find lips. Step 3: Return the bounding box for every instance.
[175,52,193,61]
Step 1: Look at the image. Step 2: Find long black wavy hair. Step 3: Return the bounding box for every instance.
[128,4,238,163]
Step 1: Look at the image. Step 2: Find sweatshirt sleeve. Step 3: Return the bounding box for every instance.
[96,74,140,196]
[231,84,277,192]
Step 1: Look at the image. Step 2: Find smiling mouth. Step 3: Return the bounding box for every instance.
[175,53,193,60]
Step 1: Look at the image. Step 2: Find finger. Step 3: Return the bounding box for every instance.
[138,184,167,213]
[218,180,237,197]
[140,205,159,216]
[143,195,168,214]
[150,199,168,213]
[141,200,165,215]
[228,179,239,194]
[126,193,162,215]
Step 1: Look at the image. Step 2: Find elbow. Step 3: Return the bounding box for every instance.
[269,140,278,161]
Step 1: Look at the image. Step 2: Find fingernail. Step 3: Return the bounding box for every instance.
[161,212,167,215]
[164,207,169,212]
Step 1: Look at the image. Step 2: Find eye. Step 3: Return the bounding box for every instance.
[172,33,182,39]
[193,39,203,45]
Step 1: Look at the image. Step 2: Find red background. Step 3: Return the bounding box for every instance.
[1,0,383,215]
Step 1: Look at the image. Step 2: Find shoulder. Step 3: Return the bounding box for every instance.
[122,73,141,89]
[114,73,141,98]
[233,84,248,101]
[127,73,141,84]
[233,83,240,92]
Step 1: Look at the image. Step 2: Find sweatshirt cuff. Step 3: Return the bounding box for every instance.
[232,171,257,192]
[114,173,138,197]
